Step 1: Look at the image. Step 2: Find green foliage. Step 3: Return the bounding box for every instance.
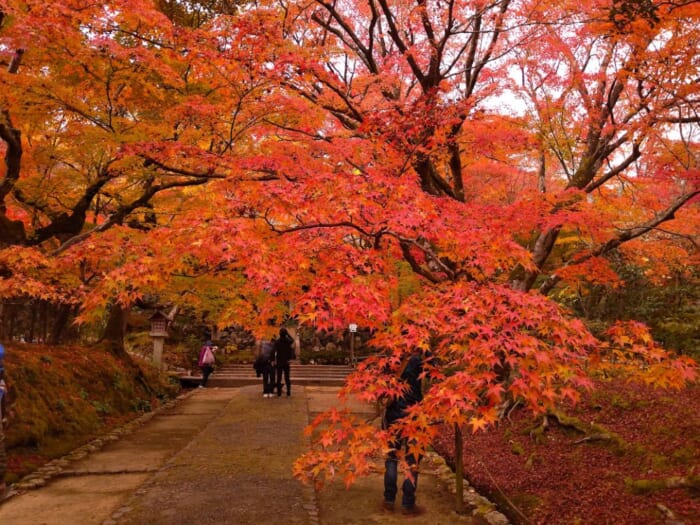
[510,441,525,456]
[508,492,542,516]
[672,446,697,465]
[297,325,376,365]
[300,348,348,365]
[654,317,700,359]
[91,400,112,416]
[124,331,154,356]
[559,262,700,359]
[156,0,241,28]
[112,371,134,396]
[597,392,632,411]
[217,349,256,364]
[625,475,700,495]
[131,398,153,412]
[393,260,422,308]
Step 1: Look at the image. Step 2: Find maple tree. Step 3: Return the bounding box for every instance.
[0,0,272,343]
[0,0,698,510]
[239,0,698,496]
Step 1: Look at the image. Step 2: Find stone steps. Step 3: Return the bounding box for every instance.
[180,363,354,388]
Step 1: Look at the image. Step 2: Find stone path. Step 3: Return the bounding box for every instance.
[0,385,508,524]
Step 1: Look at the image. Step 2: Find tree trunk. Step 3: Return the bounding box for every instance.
[40,301,48,343]
[7,306,16,341]
[28,300,37,343]
[511,226,561,292]
[48,303,71,345]
[454,423,465,514]
[100,303,128,357]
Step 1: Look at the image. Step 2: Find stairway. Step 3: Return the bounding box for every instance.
[179,363,354,388]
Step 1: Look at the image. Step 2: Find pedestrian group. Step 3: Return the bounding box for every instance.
[253,327,296,397]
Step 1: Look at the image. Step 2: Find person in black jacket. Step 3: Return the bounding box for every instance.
[271,327,295,397]
[382,348,424,515]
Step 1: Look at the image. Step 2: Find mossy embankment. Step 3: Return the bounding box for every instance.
[2,343,180,483]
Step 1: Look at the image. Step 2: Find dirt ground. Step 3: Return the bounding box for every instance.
[0,386,480,525]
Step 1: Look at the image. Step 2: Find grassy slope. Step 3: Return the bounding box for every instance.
[2,343,179,484]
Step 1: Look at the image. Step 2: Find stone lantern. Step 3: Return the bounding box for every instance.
[149,311,169,367]
[348,323,357,366]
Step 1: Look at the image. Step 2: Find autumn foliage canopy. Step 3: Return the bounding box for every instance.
[0,0,698,486]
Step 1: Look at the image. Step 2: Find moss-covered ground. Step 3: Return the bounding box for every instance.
[434,376,700,525]
[2,342,179,484]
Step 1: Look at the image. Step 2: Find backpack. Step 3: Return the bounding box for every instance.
[201,346,215,365]
[261,341,273,361]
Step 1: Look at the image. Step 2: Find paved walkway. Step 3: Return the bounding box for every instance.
[0,385,486,524]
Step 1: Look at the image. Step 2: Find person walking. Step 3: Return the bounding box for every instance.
[382,348,424,515]
[254,339,275,398]
[197,340,216,388]
[271,327,295,397]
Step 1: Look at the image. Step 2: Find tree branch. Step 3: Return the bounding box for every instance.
[539,189,700,295]
[50,178,211,255]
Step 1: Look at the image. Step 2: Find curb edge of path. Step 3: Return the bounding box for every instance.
[302,387,322,525]
[102,388,241,525]
[1,388,201,502]
[423,450,511,525]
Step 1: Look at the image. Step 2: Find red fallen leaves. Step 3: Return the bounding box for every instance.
[433,377,700,525]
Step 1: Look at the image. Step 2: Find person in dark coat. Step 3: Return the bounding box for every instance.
[382,348,424,514]
[254,339,276,398]
[271,327,295,397]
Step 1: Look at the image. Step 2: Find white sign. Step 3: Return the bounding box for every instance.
[349,323,358,333]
